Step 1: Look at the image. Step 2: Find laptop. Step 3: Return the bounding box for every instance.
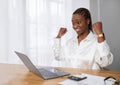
[15,51,70,79]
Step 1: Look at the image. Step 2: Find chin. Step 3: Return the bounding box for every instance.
[76,31,82,36]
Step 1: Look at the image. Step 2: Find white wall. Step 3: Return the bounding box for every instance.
[90,0,120,70]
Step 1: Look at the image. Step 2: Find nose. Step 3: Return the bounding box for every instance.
[73,23,79,30]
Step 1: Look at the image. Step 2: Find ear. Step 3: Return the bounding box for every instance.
[87,19,90,25]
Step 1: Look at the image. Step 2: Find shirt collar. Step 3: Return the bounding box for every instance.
[84,31,95,41]
[74,31,95,42]
[72,31,95,42]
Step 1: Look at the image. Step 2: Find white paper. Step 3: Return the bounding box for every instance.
[59,74,115,85]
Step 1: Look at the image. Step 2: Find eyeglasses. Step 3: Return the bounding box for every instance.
[104,76,120,85]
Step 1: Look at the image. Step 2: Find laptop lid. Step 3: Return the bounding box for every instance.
[15,51,44,79]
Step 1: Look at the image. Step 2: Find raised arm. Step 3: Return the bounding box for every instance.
[93,22,113,68]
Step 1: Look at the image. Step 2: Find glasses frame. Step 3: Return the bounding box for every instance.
[104,76,120,85]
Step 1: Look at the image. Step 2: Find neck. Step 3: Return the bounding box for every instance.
[77,30,90,44]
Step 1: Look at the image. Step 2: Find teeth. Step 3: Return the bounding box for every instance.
[75,29,79,32]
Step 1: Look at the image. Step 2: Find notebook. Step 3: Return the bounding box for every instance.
[15,51,70,80]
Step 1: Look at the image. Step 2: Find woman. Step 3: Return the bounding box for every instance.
[53,8,113,70]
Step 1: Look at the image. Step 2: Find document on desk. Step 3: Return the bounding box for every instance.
[59,73,115,85]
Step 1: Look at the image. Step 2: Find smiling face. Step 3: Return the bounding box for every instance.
[72,14,90,37]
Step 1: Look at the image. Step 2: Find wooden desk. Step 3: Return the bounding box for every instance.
[0,63,120,85]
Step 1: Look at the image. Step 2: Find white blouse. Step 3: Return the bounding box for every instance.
[52,31,113,70]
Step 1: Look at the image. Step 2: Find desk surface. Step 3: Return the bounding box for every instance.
[0,63,120,85]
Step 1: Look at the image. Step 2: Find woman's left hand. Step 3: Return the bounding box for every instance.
[92,22,103,35]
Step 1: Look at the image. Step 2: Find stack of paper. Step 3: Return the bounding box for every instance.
[59,74,115,85]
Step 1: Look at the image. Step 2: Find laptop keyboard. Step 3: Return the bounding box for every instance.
[38,68,58,78]
[38,67,69,79]
[44,67,69,76]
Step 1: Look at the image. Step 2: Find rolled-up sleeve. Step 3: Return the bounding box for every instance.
[53,38,61,50]
[53,38,62,61]
[95,40,113,67]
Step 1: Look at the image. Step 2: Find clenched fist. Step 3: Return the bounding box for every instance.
[56,27,67,38]
[92,22,103,35]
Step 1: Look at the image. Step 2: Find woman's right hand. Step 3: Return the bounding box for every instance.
[56,27,67,38]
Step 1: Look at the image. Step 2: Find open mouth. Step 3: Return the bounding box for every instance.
[75,28,81,32]
[75,28,83,35]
